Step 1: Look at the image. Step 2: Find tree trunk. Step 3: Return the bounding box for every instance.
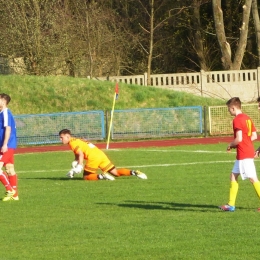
[192,0,209,71]
[252,0,260,67]
[212,0,233,70]
[233,0,252,69]
[212,0,252,70]
[147,0,154,86]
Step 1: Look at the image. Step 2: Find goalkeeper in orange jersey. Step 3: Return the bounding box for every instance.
[59,129,147,181]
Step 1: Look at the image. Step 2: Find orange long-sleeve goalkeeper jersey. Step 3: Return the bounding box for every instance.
[68,138,101,159]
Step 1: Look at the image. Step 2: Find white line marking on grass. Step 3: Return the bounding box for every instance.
[15,149,122,156]
[15,150,72,156]
[124,160,236,168]
[130,149,227,153]
[125,159,260,168]
[18,159,245,173]
[15,149,227,156]
[18,169,66,173]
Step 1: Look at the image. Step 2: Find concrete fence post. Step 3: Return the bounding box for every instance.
[144,72,148,86]
[257,67,260,98]
[200,70,206,97]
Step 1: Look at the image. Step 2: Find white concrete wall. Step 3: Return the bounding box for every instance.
[97,68,260,102]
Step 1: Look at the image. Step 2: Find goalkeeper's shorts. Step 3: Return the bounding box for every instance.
[84,151,115,174]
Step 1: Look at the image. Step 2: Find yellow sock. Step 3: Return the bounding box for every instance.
[253,181,260,198]
[228,181,239,206]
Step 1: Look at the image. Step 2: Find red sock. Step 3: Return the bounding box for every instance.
[0,172,12,191]
[2,171,8,178]
[8,174,18,197]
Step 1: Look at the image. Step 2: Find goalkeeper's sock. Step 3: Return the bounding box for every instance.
[0,172,13,191]
[84,173,99,181]
[8,174,18,197]
[252,181,260,199]
[117,168,131,176]
[228,181,239,206]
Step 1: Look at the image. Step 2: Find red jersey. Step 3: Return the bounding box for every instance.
[233,113,256,160]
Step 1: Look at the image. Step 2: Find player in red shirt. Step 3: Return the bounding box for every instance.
[254,96,260,157]
[219,97,260,211]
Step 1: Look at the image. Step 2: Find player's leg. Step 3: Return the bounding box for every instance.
[80,151,114,181]
[227,172,239,207]
[99,153,147,179]
[83,155,115,181]
[116,168,147,179]
[243,159,260,203]
[83,170,101,181]
[98,165,136,178]
[252,180,260,206]
[6,163,18,200]
[116,168,131,176]
[219,160,239,211]
[2,149,18,201]
[0,162,13,192]
[83,170,115,181]
[96,151,136,178]
[98,152,148,180]
[98,153,119,179]
[0,150,17,201]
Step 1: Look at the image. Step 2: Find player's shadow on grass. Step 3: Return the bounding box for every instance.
[21,177,83,181]
[97,200,219,212]
[119,201,250,211]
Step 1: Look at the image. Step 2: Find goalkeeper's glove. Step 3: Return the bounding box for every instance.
[71,160,78,168]
[73,164,83,174]
[66,169,74,178]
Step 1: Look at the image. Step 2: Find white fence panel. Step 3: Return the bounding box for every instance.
[96,68,260,102]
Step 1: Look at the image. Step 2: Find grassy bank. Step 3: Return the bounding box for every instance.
[0,75,225,115]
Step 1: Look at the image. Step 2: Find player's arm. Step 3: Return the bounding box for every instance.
[72,149,84,173]
[76,150,84,165]
[251,131,257,141]
[255,147,260,157]
[74,154,79,162]
[254,131,260,157]
[1,126,11,153]
[227,129,242,151]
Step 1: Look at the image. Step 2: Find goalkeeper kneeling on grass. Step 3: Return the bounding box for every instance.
[59,129,147,181]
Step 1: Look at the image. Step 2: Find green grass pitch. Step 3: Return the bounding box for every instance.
[1,143,260,260]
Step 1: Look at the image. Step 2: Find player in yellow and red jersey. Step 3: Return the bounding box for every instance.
[59,129,147,181]
[219,97,260,212]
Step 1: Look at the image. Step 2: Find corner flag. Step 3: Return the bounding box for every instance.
[106,83,119,149]
[115,82,119,100]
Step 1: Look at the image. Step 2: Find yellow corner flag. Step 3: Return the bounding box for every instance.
[106,83,119,149]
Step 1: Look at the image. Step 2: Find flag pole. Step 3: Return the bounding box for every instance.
[106,83,119,149]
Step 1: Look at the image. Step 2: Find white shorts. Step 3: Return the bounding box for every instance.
[232,159,257,180]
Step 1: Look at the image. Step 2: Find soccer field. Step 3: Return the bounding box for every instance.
[1,144,260,260]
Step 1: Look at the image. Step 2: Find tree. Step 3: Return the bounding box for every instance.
[252,0,260,67]
[131,0,177,84]
[0,0,64,75]
[212,0,252,70]
[0,0,259,77]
